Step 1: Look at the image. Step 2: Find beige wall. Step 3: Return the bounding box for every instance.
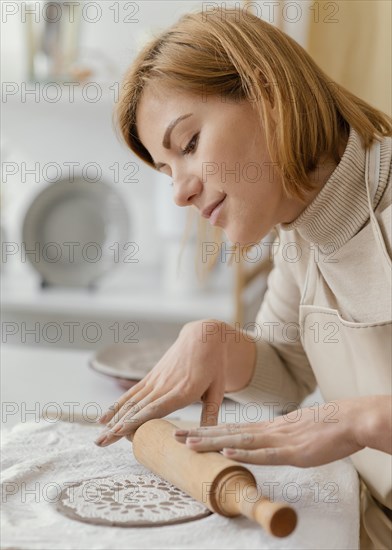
[307,0,392,116]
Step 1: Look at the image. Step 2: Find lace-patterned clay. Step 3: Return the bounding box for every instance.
[56,473,211,526]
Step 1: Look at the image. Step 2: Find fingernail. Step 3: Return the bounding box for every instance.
[174,430,189,436]
[187,437,202,443]
[223,448,236,456]
[99,436,113,447]
[94,432,109,445]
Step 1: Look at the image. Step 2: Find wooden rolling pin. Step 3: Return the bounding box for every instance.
[132,419,297,537]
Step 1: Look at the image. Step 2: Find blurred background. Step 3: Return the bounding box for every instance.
[1,0,391,356]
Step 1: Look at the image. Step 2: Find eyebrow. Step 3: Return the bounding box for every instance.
[153,113,193,170]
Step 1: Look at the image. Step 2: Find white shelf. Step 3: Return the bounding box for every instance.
[1,274,235,323]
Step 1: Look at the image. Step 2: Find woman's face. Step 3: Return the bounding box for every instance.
[136,85,303,245]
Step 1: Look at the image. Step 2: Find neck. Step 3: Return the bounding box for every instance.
[279,125,390,251]
[282,130,350,224]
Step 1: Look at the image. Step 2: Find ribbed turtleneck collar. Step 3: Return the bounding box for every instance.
[279,126,391,250]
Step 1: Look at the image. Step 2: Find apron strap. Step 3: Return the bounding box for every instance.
[365,140,392,281]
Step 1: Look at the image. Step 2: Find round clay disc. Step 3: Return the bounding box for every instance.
[56,473,211,527]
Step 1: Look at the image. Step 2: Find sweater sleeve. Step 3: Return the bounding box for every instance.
[224,230,317,411]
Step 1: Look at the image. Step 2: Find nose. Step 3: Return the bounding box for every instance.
[172,175,203,208]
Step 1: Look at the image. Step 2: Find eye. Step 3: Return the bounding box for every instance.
[181,133,199,155]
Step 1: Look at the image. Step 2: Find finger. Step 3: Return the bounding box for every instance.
[106,386,154,428]
[109,390,183,437]
[200,385,224,427]
[174,425,239,442]
[173,420,271,441]
[185,432,261,451]
[97,376,153,424]
[107,390,161,433]
[222,446,295,465]
[94,430,123,447]
[97,381,147,424]
[185,431,285,452]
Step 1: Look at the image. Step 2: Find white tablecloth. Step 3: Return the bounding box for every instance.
[1,345,360,549]
[1,416,360,549]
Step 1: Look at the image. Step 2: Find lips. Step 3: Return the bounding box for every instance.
[201,196,226,219]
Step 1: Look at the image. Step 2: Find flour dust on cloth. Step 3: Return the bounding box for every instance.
[1,418,360,549]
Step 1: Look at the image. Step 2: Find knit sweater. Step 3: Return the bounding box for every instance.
[225,125,392,409]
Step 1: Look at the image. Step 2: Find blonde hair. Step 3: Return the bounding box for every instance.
[115,5,392,274]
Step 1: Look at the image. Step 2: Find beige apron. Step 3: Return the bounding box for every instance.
[299,139,392,549]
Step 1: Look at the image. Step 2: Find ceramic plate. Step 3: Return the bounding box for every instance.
[22,178,129,287]
[89,339,175,389]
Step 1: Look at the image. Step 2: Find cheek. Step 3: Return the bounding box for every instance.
[198,145,227,187]
[199,127,269,192]
[229,180,279,229]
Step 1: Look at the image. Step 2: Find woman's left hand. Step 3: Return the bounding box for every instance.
[174,396,391,467]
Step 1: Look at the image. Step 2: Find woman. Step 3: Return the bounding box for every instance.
[94,7,391,548]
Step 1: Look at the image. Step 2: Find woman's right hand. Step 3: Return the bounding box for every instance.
[94,319,230,447]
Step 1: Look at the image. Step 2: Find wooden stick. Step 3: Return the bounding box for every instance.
[132,419,297,537]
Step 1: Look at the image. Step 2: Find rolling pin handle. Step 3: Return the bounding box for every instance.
[241,486,297,538]
[216,471,297,537]
[250,497,297,537]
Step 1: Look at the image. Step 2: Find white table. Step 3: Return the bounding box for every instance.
[0,344,261,428]
[1,343,325,427]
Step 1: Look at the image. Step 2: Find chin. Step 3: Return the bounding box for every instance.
[224,225,270,247]
[223,227,257,247]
